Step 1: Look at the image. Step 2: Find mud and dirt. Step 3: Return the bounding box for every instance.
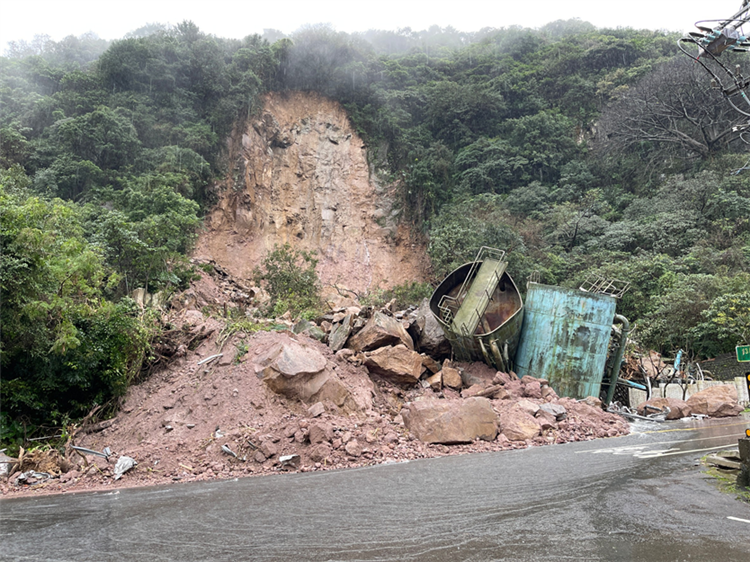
[1,303,629,497]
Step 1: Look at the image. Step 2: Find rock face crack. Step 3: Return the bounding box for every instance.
[195,91,428,293]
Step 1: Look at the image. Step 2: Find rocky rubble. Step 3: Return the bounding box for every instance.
[0,271,678,498]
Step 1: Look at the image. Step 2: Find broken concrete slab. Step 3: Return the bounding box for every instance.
[706,454,741,470]
[401,397,498,444]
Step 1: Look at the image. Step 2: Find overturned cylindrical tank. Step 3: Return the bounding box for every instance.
[429,247,524,372]
[514,282,617,399]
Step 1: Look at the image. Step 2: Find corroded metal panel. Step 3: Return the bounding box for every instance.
[514,283,616,399]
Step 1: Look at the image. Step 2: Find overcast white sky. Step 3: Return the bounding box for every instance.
[0,0,746,51]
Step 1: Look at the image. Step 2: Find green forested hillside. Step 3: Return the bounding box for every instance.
[2,21,749,437]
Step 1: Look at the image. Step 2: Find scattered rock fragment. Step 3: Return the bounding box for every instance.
[344,440,363,457]
[426,372,442,391]
[308,402,325,418]
[441,366,463,390]
[539,403,567,420]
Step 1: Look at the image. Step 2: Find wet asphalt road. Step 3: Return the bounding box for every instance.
[1,415,749,562]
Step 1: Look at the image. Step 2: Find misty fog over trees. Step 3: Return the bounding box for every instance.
[1,20,749,435]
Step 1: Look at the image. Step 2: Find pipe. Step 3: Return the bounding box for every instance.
[605,314,630,406]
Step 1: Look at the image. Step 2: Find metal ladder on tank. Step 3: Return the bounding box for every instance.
[438,247,507,339]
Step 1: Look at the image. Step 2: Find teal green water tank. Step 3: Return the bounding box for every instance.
[514,283,616,399]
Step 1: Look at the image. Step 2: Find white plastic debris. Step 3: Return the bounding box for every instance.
[113,456,137,480]
[15,471,51,485]
[221,444,237,458]
[279,454,301,469]
[197,353,223,365]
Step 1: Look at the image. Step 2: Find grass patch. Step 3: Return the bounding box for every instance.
[702,456,750,504]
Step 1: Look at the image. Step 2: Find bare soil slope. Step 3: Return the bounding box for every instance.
[195,91,429,293]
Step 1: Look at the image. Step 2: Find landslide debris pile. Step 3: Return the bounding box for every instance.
[2,264,636,496]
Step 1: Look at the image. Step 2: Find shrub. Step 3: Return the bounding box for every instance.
[253,244,321,318]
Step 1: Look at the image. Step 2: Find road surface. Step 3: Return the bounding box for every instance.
[1,415,749,561]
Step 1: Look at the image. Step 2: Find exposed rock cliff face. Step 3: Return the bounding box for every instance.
[195,91,429,293]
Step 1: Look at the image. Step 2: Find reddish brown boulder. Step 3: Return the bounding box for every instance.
[257,337,368,412]
[499,408,541,442]
[348,312,414,352]
[344,439,363,457]
[522,380,542,399]
[421,355,442,374]
[541,385,558,401]
[461,384,487,398]
[637,397,691,420]
[515,399,540,417]
[401,397,498,444]
[535,409,558,430]
[493,371,513,385]
[364,345,423,385]
[686,385,743,417]
[441,366,463,389]
[308,422,334,444]
[309,443,332,463]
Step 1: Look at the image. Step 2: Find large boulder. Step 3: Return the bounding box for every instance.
[401,397,498,444]
[686,385,743,417]
[499,408,541,442]
[412,299,451,357]
[257,339,352,408]
[637,397,691,420]
[364,345,423,385]
[348,311,414,352]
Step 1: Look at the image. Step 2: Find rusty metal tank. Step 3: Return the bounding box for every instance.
[514,282,617,399]
[429,247,524,372]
